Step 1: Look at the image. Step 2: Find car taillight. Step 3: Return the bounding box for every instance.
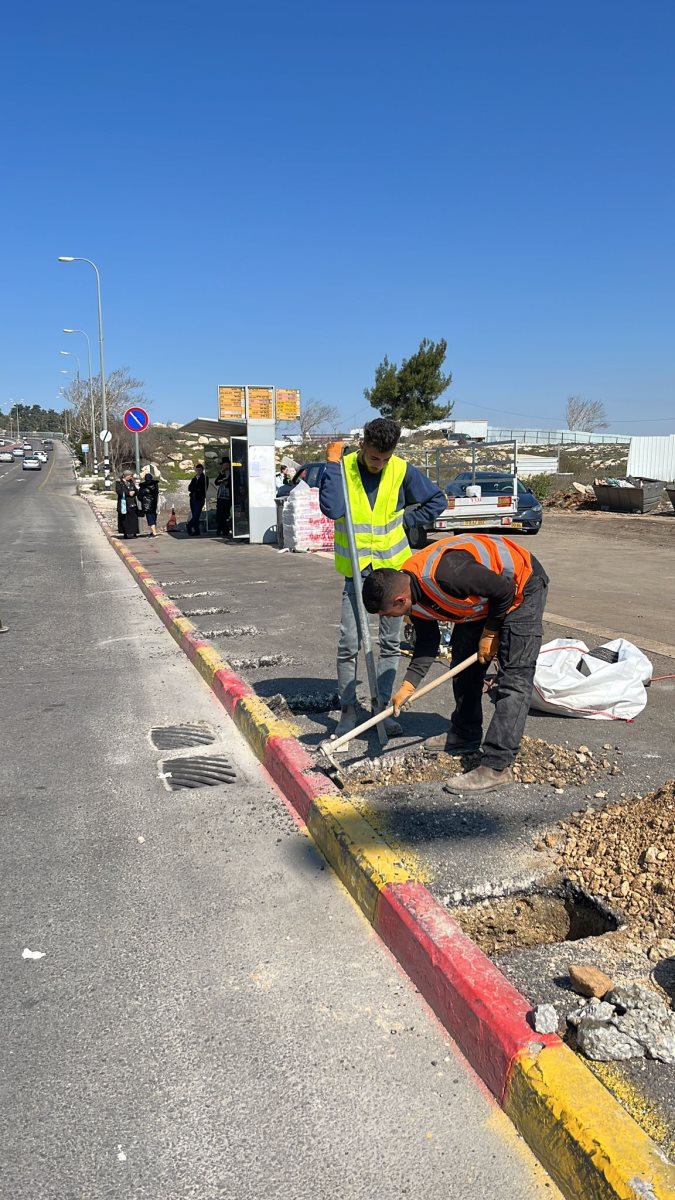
[497,496,512,508]
[445,498,455,509]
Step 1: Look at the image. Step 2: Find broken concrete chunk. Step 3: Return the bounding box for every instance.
[568,963,614,998]
[576,1019,646,1062]
[616,1010,675,1066]
[607,983,665,1013]
[532,1004,559,1035]
[567,998,615,1027]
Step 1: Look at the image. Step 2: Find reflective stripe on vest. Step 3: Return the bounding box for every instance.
[333,452,411,576]
[405,534,532,623]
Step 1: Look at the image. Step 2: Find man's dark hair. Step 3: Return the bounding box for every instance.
[362,418,401,453]
[195,462,203,470]
[362,568,406,613]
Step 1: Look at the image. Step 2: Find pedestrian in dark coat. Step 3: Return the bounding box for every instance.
[186,463,208,536]
[214,459,232,537]
[116,471,140,539]
[138,473,160,537]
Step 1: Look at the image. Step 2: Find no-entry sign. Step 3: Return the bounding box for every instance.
[123,406,150,432]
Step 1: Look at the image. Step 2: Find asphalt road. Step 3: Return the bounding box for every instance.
[0,446,560,1199]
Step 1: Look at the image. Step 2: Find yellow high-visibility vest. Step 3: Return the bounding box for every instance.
[334,452,411,577]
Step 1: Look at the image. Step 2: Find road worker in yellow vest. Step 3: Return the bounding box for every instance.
[319,418,446,738]
[361,534,549,793]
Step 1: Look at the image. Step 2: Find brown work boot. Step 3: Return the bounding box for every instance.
[424,728,481,754]
[443,765,514,794]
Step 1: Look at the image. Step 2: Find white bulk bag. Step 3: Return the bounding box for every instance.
[531,638,652,721]
[282,480,334,552]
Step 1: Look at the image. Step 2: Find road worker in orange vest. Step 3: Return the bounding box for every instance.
[361,534,549,793]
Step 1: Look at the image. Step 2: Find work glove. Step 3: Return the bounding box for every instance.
[391,680,416,717]
[326,440,345,464]
[478,629,500,665]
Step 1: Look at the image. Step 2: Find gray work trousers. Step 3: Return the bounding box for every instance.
[449,570,548,770]
[337,577,403,708]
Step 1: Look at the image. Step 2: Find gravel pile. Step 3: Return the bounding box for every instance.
[553,782,675,945]
[346,735,621,791]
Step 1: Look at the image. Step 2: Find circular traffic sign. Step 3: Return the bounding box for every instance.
[123,406,150,432]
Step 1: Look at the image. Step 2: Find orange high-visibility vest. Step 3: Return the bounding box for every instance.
[403,534,533,623]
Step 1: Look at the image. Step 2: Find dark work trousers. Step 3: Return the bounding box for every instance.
[186,498,204,535]
[216,497,231,537]
[449,569,549,770]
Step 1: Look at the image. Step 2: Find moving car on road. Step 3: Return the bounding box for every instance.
[0,451,13,463]
[22,456,42,471]
[35,450,48,462]
[12,447,24,457]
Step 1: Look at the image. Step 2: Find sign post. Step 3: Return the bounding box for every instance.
[123,406,150,477]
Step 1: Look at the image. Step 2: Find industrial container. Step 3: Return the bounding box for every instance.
[594,480,665,514]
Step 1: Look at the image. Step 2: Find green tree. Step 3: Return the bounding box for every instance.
[364,338,453,427]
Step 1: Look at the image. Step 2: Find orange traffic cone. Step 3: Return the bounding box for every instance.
[166,506,177,531]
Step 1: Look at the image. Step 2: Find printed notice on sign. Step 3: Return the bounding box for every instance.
[275,388,301,421]
[247,386,274,420]
[218,386,246,421]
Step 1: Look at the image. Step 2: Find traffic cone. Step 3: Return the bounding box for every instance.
[166,506,177,531]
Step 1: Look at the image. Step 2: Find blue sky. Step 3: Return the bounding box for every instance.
[2,1,674,433]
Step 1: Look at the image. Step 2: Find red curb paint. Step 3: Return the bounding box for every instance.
[375,881,560,1102]
[264,735,338,822]
[211,667,254,715]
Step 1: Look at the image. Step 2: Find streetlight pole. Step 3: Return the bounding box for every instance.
[64,329,97,473]
[60,351,85,456]
[58,256,110,488]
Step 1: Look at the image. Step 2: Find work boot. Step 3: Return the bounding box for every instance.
[443,765,514,794]
[332,706,357,739]
[424,727,481,754]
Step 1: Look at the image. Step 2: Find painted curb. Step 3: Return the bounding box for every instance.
[89,501,675,1200]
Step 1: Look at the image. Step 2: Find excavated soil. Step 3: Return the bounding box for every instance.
[553,782,675,948]
[452,888,619,956]
[345,734,622,791]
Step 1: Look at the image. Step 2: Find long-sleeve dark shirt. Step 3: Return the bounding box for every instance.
[403,551,518,687]
[188,473,207,503]
[319,458,446,576]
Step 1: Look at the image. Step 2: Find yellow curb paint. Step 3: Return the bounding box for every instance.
[588,1061,674,1160]
[307,793,415,925]
[504,1044,675,1200]
[193,644,229,688]
[348,794,431,885]
[234,694,300,760]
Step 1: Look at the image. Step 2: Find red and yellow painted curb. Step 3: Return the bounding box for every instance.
[89,501,675,1200]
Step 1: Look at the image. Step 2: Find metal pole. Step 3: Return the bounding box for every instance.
[58,258,109,487]
[134,431,141,477]
[64,330,97,473]
[339,456,388,748]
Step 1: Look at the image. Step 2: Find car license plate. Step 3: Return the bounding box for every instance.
[509,521,523,529]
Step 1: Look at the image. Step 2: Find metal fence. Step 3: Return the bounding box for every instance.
[487,427,631,445]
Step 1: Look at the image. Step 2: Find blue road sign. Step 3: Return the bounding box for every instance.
[123,406,150,432]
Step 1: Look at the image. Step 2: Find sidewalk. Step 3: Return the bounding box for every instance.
[95,503,675,1167]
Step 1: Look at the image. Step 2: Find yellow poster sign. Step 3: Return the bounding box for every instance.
[275,388,301,421]
[247,386,274,420]
[218,385,246,421]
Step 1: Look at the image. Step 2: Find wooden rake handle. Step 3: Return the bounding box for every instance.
[325,652,479,757]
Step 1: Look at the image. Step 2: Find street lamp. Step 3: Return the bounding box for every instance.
[60,351,85,459]
[64,329,97,473]
[58,256,110,488]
